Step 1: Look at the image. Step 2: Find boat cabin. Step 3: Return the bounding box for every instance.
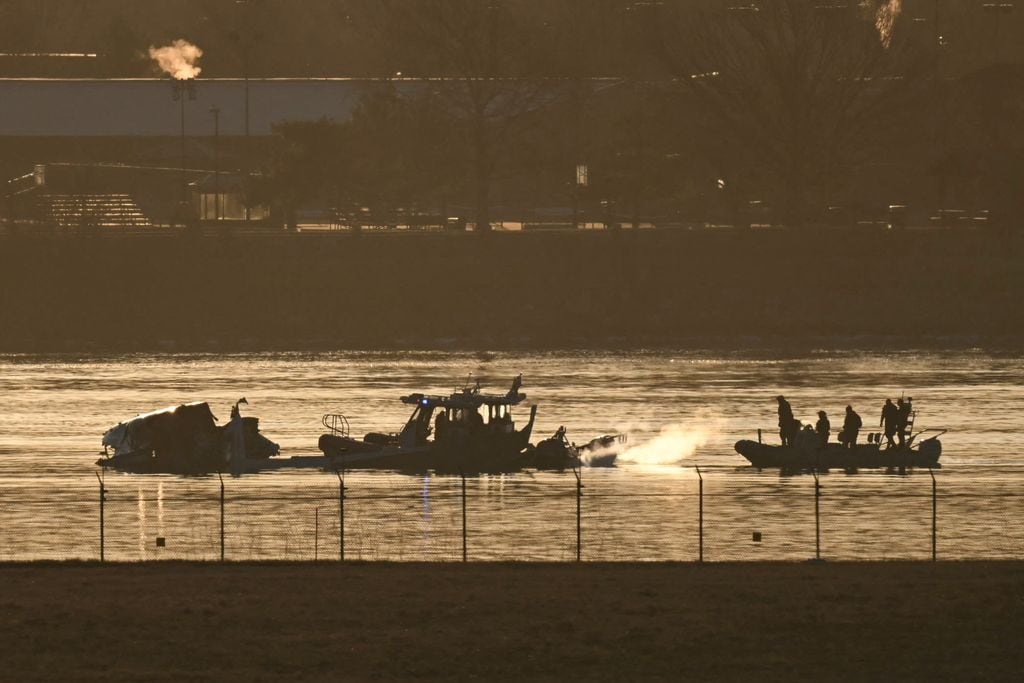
[396,376,528,449]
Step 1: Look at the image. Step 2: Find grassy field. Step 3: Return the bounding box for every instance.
[0,561,1021,681]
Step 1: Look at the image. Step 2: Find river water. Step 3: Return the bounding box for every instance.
[0,349,1021,562]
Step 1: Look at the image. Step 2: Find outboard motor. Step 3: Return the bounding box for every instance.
[917,438,942,465]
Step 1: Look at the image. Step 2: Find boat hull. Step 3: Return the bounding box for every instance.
[735,439,942,471]
[99,451,291,475]
[318,432,532,474]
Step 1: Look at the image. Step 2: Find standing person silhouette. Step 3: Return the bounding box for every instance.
[777,396,796,446]
[896,397,913,448]
[880,398,899,449]
[815,411,831,448]
[840,405,863,449]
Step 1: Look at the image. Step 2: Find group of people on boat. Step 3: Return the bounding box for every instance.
[777,395,915,450]
[879,397,915,448]
[432,404,515,445]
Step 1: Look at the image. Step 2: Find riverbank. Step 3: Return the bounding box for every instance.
[0,561,1019,681]
[1,230,1021,352]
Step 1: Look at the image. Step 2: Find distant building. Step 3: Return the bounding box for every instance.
[191,173,269,223]
[0,78,386,137]
[6,162,271,230]
[0,78,413,229]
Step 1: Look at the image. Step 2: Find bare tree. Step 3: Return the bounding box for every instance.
[646,0,928,226]
[358,0,554,232]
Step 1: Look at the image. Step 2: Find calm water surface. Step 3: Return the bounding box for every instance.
[0,350,1021,561]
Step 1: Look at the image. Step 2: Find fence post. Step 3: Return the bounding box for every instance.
[574,465,582,562]
[813,470,821,561]
[696,466,703,563]
[929,468,937,562]
[336,469,345,562]
[95,471,106,562]
[460,470,467,563]
[218,473,225,562]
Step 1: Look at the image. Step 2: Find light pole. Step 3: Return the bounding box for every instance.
[243,37,251,223]
[210,106,221,221]
[172,78,197,212]
[934,0,949,221]
[234,0,254,222]
[982,3,1015,61]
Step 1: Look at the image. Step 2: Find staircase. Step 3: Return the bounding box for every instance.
[41,194,153,230]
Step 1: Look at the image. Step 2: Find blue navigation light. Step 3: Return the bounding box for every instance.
[421,399,429,406]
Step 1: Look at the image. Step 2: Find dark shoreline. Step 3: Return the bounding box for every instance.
[2,230,1021,353]
[1,335,1022,356]
[1,561,1020,681]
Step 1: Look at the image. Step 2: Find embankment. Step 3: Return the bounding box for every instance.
[0,562,1020,681]
[1,229,1021,351]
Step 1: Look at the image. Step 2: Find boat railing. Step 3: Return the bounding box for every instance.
[911,428,947,446]
[322,413,351,438]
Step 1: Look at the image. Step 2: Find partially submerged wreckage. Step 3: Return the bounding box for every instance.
[99,377,624,475]
[99,399,281,475]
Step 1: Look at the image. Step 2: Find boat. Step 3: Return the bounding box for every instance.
[318,376,538,474]
[735,425,944,472]
[98,399,281,474]
[528,428,624,470]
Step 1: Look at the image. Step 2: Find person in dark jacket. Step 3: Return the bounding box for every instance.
[815,411,831,448]
[880,398,899,449]
[839,405,863,448]
[777,395,796,446]
[896,397,913,447]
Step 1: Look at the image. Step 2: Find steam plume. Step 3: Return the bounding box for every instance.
[149,39,203,80]
[862,0,903,49]
[601,418,721,467]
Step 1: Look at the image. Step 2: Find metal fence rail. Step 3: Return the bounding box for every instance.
[0,467,1021,562]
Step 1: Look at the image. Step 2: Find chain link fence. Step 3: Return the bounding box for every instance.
[0,467,1021,562]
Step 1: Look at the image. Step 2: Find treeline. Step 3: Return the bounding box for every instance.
[0,0,1018,78]
[1,0,1022,230]
[1,230,1021,350]
[254,1,1024,232]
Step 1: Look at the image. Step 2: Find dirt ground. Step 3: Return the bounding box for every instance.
[0,562,1021,682]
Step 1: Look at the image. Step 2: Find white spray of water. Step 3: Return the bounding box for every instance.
[608,417,722,467]
[149,39,203,80]
[862,0,903,49]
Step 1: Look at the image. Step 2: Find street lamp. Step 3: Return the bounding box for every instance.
[171,77,197,210]
[233,0,259,222]
[982,2,1014,61]
[210,106,221,222]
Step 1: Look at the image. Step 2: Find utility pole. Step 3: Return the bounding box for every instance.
[210,106,221,221]
[236,0,254,223]
[982,3,1015,62]
[172,78,197,221]
[244,42,251,223]
[929,0,949,221]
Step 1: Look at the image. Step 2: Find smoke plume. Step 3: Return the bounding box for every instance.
[862,0,903,49]
[149,39,203,80]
